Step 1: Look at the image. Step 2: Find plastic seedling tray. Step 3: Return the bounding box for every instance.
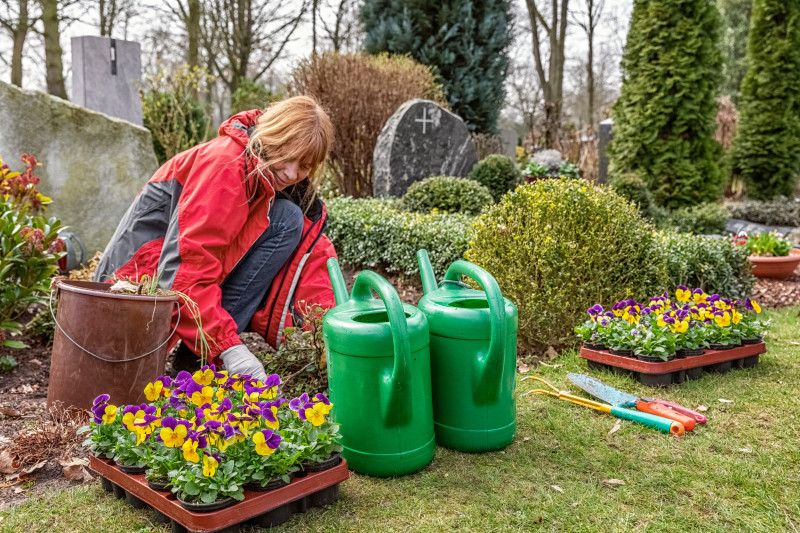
[579,343,766,387]
[89,456,349,533]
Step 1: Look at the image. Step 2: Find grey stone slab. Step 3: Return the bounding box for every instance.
[499,128,518,158]
[726,218,795,238]
[0,80,158,254]
[373,99,478,197]
[598,118,613,184]
[71,35,143,125]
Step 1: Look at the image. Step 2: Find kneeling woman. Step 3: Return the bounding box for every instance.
[94,96,337,381]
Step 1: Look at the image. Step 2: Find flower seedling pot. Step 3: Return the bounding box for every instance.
[609,348,633,357]
[749,249,800,280]
[324,260,435,477]
[580,343,766,387]
[417,251,518,454]
[741,337,763,345]
[243,476,291,492]
[301,452,342,474]
[147,476,171,492]
[118,464,147,475]
[47,280,179,410]
[708,343,736,350]
[89,455,349,532]
[178,495,236,513]
[583,343,607,351]
[676,348,704,358]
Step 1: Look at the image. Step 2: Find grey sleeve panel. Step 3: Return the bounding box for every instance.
[156,182,184,290]
[93,181,180,282]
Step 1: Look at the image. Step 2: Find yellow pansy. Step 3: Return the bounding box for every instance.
[144,381,163,402]
[202,455,218,477]
[102,405,117,424]
[182,439,200,462]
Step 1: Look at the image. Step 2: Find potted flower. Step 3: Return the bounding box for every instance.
[112,403,162,474]
[631,319,677,362]
[574,305,612,350]
[144,416,193,491]
[734,231,800,280]
[79,394,121,461]
[735,298,768,344]
[170,448,246,511]
[287,393,343,474]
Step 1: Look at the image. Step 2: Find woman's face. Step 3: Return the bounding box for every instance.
[269,159,312,190]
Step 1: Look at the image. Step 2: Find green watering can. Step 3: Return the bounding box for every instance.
[324,258,435,477]
[417,250,518,452]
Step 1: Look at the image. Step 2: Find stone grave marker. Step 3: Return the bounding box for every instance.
[598,118,614,184]
[373,99,478,197]
[71,35,143,125]
[499,128,518,158]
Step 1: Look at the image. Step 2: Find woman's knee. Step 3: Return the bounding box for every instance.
[271,199,304,243]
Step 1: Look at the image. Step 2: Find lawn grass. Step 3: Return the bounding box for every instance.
[3,306,799,533]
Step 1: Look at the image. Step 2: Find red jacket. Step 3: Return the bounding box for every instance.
[94,110,337,361]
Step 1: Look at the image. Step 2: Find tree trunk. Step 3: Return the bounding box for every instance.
[10,0,29,86]
[41,0,66,98]
[311,0,318,55]
[587,20,594,130]
[187,0,200,67]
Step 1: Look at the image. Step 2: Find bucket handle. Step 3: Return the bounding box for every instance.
[49,289,181,364]
[350,270,412,426]
[442,260,506,403]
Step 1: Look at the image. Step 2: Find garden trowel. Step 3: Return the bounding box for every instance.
[567,373,706,431]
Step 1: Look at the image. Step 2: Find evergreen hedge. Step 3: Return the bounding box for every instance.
[609,0,724,208]
[731,0,800,200]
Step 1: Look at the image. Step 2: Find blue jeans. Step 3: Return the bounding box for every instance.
[220,198,304,333]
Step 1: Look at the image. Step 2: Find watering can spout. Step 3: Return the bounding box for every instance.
[327,258,349,306]
[417,250,438,295]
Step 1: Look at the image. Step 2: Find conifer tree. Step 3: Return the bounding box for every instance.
[731,0,800,200]
[361,0,513,134]
[608,0,723,208]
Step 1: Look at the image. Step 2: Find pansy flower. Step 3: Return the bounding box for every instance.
[253,429,281,456]
[93,394,110,407]
[182,438,200,462]
[675,286,691,302]
[202,453,219,477]
[144,380,164,402]
[160,417,190,448]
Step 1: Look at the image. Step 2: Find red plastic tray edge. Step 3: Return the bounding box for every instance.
[89,456,350,532]
[579,343,766,374]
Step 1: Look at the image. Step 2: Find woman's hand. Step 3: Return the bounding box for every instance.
[220,344,268,382]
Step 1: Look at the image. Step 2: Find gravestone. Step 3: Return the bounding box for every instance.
[373,99,478,197]
[499,128,518,158]
[72,35,143,125]
[597,118,614,184]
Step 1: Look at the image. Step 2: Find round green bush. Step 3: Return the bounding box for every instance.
[466,178,667,353]
[608,172,654,217]
[401,176,494,215]
[467,154,521,201]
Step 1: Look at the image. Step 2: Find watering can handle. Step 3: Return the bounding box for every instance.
[443,261,507,398]
[327,258,350,306]
[49,288,181,363]
[350,271,412,421]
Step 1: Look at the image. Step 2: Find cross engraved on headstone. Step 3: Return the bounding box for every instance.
[415,108,435,134]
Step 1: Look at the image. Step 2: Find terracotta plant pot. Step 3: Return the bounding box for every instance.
[749,249,800,280]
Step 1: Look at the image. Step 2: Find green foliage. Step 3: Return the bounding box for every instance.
[731,0,800,200]
[466,179,667,352]
[229,78,283,115]
[467,154,521,201]
[608,172,656,218]
[27,307,55,345]
[718,0,753,104]
[141,65,213,165]
[609,0,724,208]
[0,355,17,371]
[361,0,513,134]
[728,197,800,226]
[660,231,755,299]
[401,176,493,215]
[737,231,793,257]
[655,202,731,234]
[325,197,474,278]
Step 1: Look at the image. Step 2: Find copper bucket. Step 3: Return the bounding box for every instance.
[46,280,179,410]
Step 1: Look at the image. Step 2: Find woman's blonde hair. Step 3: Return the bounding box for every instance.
[246,95,334,194]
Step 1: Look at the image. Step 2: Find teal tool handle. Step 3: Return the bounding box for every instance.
[327,258,350,306]
[443,260,506,403]
[609,406,685,435]
[350,270,412,425]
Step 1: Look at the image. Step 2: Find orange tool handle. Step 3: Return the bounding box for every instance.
[637,400,696,431]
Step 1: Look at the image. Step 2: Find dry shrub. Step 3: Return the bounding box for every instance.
[5,404,87,471]
[715,96,738,151]
[290,52,447,198]
[68,251,102,281]
[472,133,504,160]
[555,127,599,183]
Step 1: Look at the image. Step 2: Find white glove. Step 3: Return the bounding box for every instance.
[220,344,268,383]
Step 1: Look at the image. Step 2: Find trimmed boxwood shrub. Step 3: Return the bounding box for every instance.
[728,198,800,227]
[401,176,494,215]
[608,173,655,218]
[467,154,521,201]
[466,178,667,353]
[660,231,754,299]
[325,197,475,278]
[655,202,731,235]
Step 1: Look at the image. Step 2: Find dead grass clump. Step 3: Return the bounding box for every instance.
[3,404,87,472]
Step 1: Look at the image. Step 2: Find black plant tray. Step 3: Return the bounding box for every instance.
[90,455,349,532]
[579,343,767,387]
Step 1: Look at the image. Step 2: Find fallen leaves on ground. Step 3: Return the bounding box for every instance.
[539,362,563,368]
[59,456,93,482]
[0,406,21,418]
[0,449,16,474]
[551,485,564,493]
[608,419,622,436]
[695,405,709,412]
[602,479,626,488]
[545,346,559,360]
[718,399,734,403]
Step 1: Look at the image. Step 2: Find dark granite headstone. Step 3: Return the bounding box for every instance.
[373,99,478,197]
[598,118,613,184]
[71,35,143,125]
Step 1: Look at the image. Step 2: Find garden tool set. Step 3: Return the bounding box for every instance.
[522,374,707,435]
[324,250,518,477]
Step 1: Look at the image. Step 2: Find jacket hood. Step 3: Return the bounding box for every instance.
[218,109,263,148]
